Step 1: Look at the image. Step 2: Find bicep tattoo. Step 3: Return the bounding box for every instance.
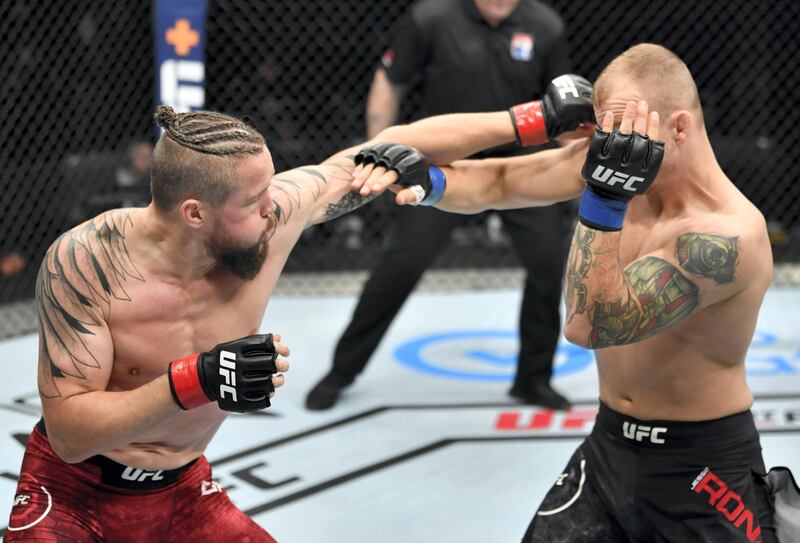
[589,257,699,348]
[324,192,378,222]
[37,211,142,397]
[676,232,739,284]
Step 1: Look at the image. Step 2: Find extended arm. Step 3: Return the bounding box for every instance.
[269,75,594,228]
[358,74,594,169]
[428,138,587,214]
[268,111,521,228]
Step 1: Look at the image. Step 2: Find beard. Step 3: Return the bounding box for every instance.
[207,217,274,280]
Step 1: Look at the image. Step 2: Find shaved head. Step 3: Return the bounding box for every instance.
[594,44,702,124]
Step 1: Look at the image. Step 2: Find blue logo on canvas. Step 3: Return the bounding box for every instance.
[394,329,798,381]
[394,330,593,381]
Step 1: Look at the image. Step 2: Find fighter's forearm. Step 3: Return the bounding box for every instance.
[562,222,700,349]
[376,111,515,166]
[431,160,508,214]
[44,375,181,463]
[563,223,634,347]
[430,140,586,214]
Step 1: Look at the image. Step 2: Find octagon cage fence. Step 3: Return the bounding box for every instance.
[0,0,798,338]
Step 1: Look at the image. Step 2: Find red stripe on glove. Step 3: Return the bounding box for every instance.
[169,354,210,410]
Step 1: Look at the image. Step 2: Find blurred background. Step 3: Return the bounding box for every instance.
[0,0,798,330]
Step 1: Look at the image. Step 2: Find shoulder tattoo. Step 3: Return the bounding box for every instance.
[37,211,142,397]
[676,232,739,284]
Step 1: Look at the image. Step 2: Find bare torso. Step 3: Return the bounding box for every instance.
[100,208,303,469]
[596,184,771,421]
[36,147,368,470]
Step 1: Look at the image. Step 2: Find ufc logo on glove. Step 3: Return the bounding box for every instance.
[168,334,278,412]
[219,350,238,401]
[590,165,645,192]
[552,74,580,99]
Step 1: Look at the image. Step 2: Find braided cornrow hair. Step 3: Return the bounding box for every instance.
[154,105,265,155]
[150,107,268,212]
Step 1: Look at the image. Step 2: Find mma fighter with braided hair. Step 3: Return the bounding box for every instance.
[7,77,593,541]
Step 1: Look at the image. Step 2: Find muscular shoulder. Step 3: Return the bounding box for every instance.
[37,210,140,399]
[672,206,771,290]
[38,210,143,322]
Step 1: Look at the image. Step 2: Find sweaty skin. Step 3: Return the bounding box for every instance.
[356,101,772,422]
[566,204,770,421]
[37,156,363,469]
[36,112,530,470]
[561,100,772,421]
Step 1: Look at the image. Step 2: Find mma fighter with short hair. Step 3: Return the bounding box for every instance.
[353,44,781,541]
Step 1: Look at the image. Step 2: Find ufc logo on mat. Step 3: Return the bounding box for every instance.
[219,350,238,402]
[590,165,645,192]
[622,421,667,444]
[121,467,165,482]
[552,74,579,99]
[692,467,762,542]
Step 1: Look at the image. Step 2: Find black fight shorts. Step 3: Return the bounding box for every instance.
[523,403,777,543]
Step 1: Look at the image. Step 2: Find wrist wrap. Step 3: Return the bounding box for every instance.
[168,354,211,410]
[419,166,446,206]
[510,101,548,146]
[577,188,629,231]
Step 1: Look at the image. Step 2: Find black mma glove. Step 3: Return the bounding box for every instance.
[510,74,594,146]
[578,128,665,231]
[168,334,278,412]
[354,142,445,206]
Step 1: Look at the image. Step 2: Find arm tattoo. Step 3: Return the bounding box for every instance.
[676,232,738,284]
[589,257,699,348]
[36,211,142,397]
[324,192,379,221]
[269,155,355,225]
[564,227,594,323]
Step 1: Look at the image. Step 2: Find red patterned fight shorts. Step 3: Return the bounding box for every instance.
[5,425,277,542]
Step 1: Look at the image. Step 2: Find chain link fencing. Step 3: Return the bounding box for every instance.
[1,0,798,337]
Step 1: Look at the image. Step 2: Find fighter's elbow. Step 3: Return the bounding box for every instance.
[485,163,521,210]
[563,323,592,349]
[48,434,91,464]
[44,415,96,463]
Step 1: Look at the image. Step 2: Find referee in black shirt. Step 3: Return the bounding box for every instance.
[307,0,574,410]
